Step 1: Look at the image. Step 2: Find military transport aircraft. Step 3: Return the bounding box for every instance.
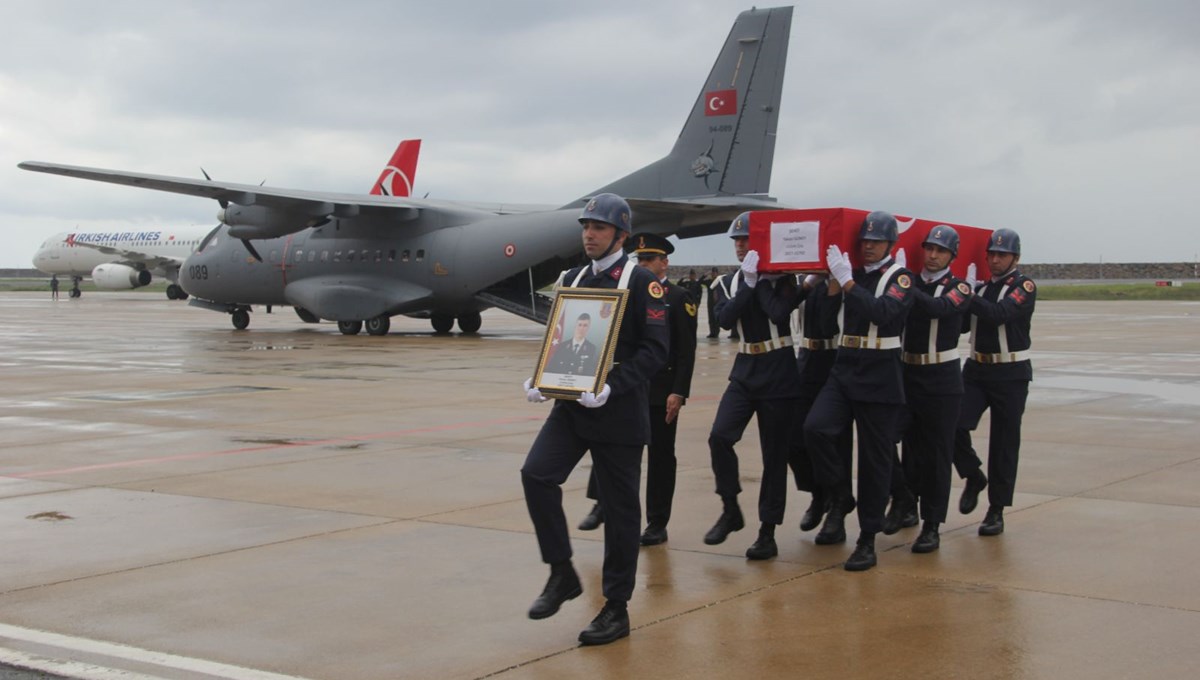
[20,6,793,335]
[29,139,421,301]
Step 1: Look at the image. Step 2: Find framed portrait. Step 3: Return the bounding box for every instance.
[534,287,630,399]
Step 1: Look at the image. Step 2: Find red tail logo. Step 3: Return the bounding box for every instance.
[370,139,421,197]
[705,89,737,116]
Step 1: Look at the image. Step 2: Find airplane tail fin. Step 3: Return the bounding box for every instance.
[582,6,792,203]
[370,139,421,196]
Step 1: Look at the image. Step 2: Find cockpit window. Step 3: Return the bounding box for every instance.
[197,225,223,252]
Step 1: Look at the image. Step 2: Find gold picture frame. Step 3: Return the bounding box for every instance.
[534,287,630,399]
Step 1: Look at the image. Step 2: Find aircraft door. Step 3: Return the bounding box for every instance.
[429,226,462,297]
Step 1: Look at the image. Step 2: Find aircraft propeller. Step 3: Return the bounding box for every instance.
[202,167,263,263]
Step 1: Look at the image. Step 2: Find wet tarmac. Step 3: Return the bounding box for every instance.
[1,292,1198,679]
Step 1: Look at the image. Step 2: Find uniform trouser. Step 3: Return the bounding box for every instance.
[584,403,678,528]
[900,393,961,524]
[804,379,902,534]
[953,378,1029,508]
[708,380,797,525]
[706,296,719,336]
[788,386,853,494]
[521,408,643,602]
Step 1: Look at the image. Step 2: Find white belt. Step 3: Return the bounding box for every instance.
[739,336,794,355]
[840,335,901,350]
[971,350,1030,364]
[903,350,961,365]
[799,338,836,351]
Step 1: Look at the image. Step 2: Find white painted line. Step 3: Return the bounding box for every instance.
[0,624,314,680]
[1,646,163,679]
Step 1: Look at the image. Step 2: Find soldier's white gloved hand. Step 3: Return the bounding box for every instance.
[523,377,547,403]
[578,384,611,408]
[966,263,978,289]
[894,247,907,269]
[740,250,760,288]
[826,245,853,286]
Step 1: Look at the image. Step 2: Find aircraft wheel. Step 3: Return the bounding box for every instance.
[166,285,179,300]
[231,309,250,330]
[366,315,391,336]
[338,320,363,335]
[178,291,189,300]
[457,312,482,334]
[430,314,454,334]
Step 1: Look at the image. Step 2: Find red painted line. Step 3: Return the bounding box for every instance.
[5,415,544,480]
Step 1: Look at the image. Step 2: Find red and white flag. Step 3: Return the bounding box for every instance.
[705,89,737,116]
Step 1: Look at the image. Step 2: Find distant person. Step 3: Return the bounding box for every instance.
[954,228,1036,537]
[699,266,721,338]
[679,269,703,308]
[50,274,59,301]
[520,193,668,646]
[545,312,599,377]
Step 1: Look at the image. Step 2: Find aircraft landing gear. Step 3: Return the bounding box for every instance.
[231,308,250,330]
[457,312,482,334]
[338,320,363,335]
[166,284,189,300]
[365,315,391,336]
[430,314,454,334]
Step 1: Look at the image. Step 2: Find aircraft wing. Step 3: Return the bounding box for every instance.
[626,196,795,239]
[70,240,184,270]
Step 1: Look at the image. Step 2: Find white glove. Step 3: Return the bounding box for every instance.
[578,384,611,408]
[523,377,547,403]
[894,247,907,269]
[966,263,978,289]
[740,250,760,288]
[826,245,853,286]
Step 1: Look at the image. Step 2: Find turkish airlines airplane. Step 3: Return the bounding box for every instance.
[31,140,421,299]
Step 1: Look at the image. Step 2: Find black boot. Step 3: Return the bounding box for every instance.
[882,493,919,535]
[844,533,877,572]
[799,489,828,532]
[979,506,1005,536]
[528,561,582,620]
[815,492,855,545]
[959,472,988,514]
[912,521,940,553]
[745,523,778,560]
[578,600,630,646]
[577,503,604,531]
[703,500,745,545]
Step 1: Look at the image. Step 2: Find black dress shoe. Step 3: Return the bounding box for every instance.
[639,525,668,546]
[745,534,778,560]
[703,505,745,545]
[577,503,604,531]
[882,496,919,535]
[844,541,877,571]
[578,602,630,646]
[815,496,856,545]
[979,507,1005,536]
[528,564,582,620]
[912,525,940,553]
[959,473,988,515]
[799,493,828,532]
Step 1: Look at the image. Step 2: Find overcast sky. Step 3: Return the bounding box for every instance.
[2,0,1196,268]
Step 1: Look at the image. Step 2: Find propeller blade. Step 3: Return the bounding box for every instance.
[200,167,229,209]
[241,239,263,262]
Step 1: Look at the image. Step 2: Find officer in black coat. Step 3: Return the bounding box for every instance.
[804,211,915,572]
[954,228,1036,537]
[520,193,669,646]
[704,212,803,560]
[888,226,973,553]
[577,233,698,545]
[699,267,721,338]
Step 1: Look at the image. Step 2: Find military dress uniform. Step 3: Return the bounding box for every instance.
[546,335,599,376]
[899,267,972,542]
[706,270,803,555]
[954,266,1036,530]
[804,251,914,565]
[521,254,669,604]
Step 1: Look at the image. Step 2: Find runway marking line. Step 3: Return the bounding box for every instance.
[4,415,544,480]
[0,622,314,680]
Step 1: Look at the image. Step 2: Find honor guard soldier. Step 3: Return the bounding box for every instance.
[888,226,973,552]
[804,211,914,571]
[520,193,668,646]
[954,228,1036,537]
[577,233,698,545]
[704,212,803,560]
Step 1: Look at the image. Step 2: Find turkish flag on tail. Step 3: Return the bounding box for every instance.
[705,89,737,116]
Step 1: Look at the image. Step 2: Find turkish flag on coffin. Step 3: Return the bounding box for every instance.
[747,208,994,280]
[704,89,737,116]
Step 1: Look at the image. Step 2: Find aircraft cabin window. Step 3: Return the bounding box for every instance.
[294,250,303,263]
[374,250,382,263]
[308,250,316,263]
[334,251,342,262]
[388,249,396,262]
[416,249,425,261]
[198,226,221,252]
[402,250,410,262]
[348,250,356,261]
[320,251,329,262]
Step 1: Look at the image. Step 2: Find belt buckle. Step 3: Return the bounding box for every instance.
[749,343,765,355]
[843,336,860,349]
